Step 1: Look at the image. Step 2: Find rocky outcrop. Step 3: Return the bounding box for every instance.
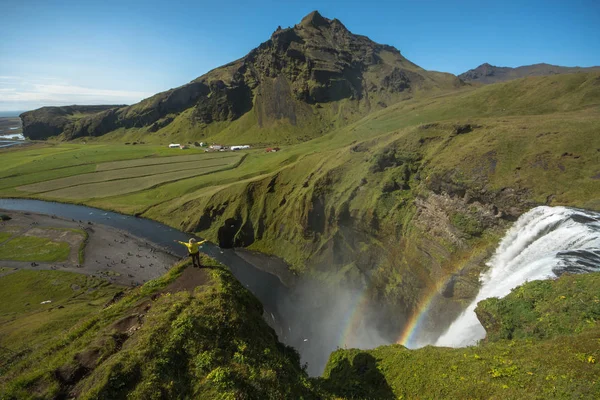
[22,11,462,141]
[459,62,600,84]
[19,105,122,140]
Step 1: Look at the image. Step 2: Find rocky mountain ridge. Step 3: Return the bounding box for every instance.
[459,62,600,84]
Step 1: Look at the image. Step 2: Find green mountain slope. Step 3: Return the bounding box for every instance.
[20,11,462,144]
[459,62,600,84]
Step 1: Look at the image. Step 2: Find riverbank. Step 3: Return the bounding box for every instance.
[0,209,177,286]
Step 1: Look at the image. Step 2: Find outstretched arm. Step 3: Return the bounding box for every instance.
[198,239,208,245]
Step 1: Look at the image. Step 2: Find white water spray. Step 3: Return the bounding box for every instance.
[435,206,600,347]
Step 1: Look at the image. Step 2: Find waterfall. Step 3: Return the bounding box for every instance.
[435,206,600,348]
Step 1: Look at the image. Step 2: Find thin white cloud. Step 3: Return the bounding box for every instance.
[0,76,153,111]
[33,84,150,99]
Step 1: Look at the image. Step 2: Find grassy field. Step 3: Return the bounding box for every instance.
[0,236,71,262]
[0,226,86,263]
[0,269,122,355]
[95,152,234,171]
[0,144,227,180]
[0,145,245,201]
[0,232,14,242]
[41,160,240,200]
[19,157,239,194]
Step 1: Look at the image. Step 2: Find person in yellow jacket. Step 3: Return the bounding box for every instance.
[173,238,207,268]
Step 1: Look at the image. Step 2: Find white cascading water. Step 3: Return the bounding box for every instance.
[435,206,600,347]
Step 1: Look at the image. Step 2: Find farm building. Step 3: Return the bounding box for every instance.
[209,145,223,150]
[230,145,250,151]
[168,143,180,148]
[266,147,280,152]
[179,145,189,149]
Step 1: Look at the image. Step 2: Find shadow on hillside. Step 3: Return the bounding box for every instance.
[321,352,395,399]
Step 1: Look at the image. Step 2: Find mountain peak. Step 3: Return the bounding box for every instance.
[299,10,329,28]
[22,11,463,142]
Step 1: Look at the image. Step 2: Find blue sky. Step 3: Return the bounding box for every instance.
[1,0,598,111]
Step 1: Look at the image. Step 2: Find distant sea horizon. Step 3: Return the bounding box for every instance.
[0,111,27,118]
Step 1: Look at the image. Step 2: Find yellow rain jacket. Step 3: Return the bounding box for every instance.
[177,240,206,254]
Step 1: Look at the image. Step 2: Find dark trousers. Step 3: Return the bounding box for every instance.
[190,252,200,266]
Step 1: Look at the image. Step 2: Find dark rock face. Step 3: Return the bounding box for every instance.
[459,62,600,84]
[20,105,122,140]
[22,11,462,141]
[193,81,252,124]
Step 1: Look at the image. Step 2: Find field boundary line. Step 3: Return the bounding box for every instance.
[19,162,235,195]
[127,153,251,216]
[36,154,248,201]
[95,153,241,172]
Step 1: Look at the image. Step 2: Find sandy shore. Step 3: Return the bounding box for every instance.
[0,209,178,286]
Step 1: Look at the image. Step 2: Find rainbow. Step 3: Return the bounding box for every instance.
[396,275,456,347]
[338,288,372,348]
[337,273,457,349]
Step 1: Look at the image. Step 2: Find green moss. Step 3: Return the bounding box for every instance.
[0,232,14,242]
[476,272,600,341]
[450,211,484,238]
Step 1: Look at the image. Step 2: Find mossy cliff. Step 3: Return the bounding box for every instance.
[19,105,123,141]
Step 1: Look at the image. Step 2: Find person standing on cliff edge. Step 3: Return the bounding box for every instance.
[174,238,206,268]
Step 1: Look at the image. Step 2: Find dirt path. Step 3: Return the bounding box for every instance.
[0,210,177,286]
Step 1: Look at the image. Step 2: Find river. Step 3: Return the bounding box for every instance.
[0,139,26,148]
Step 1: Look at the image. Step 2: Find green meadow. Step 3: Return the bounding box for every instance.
[0,236,70,262]
[0,269,123,358]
